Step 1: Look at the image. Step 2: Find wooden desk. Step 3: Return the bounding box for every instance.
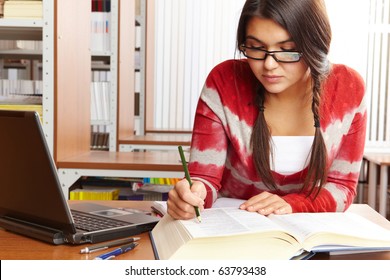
[0,201,389,260]
[363,153,390,217]
[0,201,156,260]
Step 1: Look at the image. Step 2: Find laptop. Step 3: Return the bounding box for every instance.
[0,110,160,245]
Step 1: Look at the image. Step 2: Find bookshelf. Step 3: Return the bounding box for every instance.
[90,0,136,151]
[0,3,52,150]
[53,0,137,158]
[1,0,182,199]
[90,1,112,151]
[55,0,182,199]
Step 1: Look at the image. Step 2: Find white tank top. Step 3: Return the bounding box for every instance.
[270,136,314,175]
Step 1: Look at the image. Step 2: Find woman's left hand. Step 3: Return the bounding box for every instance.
[239,192,292,215]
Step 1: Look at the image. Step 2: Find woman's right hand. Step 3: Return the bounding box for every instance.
[167,179,206,220]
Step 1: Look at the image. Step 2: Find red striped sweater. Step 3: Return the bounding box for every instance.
[188,59,367,212]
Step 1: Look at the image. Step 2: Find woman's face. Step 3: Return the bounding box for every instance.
[244,17,310,95]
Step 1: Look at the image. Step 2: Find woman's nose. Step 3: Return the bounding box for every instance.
[263,53,279,70]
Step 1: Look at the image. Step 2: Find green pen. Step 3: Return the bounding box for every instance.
[178,146,202,223]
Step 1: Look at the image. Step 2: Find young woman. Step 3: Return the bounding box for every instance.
[167,0,366,219]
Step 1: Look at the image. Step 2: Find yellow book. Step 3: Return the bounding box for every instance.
[70,188,120,200]
[150,200,390,260]
[3,0,42,19]
[0,104,42,121]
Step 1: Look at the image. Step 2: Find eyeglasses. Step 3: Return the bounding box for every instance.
[240,45,303,63]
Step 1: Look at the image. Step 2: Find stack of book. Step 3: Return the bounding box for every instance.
[0,57,43,121]
[3,0,43,19]
[73,176,179,201]
[138,177,180,187]
[90,125,109,151]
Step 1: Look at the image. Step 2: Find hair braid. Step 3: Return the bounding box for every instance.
[304,80,328,197]
[251,86,276,190]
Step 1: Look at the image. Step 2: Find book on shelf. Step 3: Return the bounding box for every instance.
[150,198,390,260]
[135,177,179,188]
[91,81,110,123]
[0,40,42,51]
[69,187,120,200]
[119,191,169,202]
[1,80,43,97]
[120,179,176,201]
[0,104,42,121]
[90,125,109,150]
[3,0,43,19]
[91,0,111,53]
[74,176,174,201]
[78,176,142,187]
[0,3,3,18]
[92,0,111,13]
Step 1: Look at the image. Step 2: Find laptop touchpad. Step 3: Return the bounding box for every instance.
[91,209,130,217]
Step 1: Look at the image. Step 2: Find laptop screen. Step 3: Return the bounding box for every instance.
[0,110,76,233]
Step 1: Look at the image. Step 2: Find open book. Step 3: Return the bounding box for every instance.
[150,201,390,260]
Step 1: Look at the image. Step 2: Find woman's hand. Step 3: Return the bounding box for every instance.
[167,179,207,220]
[239,192,292,215]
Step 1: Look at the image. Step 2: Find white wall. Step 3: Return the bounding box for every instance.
[325,0,371,79]
[153,0,245,130]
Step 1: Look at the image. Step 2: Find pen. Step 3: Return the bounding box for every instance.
[94,242,139,260]
[80,237,140,254]
[178,146,202,223]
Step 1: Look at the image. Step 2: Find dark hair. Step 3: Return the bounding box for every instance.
[237,0,331,196]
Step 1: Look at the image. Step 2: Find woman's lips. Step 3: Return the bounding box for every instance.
[262,74,283,83]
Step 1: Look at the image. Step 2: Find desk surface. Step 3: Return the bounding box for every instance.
[1,201,390,260]
[0,201,156,260]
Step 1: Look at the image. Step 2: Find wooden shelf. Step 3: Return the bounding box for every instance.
[119,134,191,146]
[0,49,42,59]
[0,18,43,40]
[57,150,183,171]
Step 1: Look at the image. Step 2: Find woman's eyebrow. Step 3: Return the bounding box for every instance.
[244,35,263,43]
[245,35,294,45]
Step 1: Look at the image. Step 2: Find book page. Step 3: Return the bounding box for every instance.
[181,208,286,238]
[212,197,245,208]
[151,201,167,216]
[269,212,390,244]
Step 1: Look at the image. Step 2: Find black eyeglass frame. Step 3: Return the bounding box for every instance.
[239,45,303,63]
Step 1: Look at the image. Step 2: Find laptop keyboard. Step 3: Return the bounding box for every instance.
[71,210,130,232]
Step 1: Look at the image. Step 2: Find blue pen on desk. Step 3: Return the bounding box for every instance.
[80,237,140,253]
[94,242,139,260]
